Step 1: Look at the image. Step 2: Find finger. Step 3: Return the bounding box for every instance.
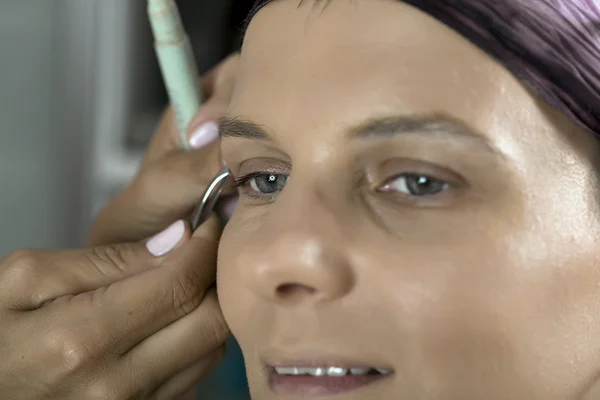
[89,54,239,246]
[145,53,239,163]
[202,52,240,103]
[184,53,239,154]
[78,215,220,355]
[141,82,226,166]
[125,288,229,390]
[88,144,229,246]
[0,221,188,310]
[148,345,226,400]
[200,52,239,100]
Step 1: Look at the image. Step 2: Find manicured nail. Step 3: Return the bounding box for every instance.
[189,121,219,149]
[146,220,185,257]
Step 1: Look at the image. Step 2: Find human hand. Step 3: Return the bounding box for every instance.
[84,53,239,397]
[89,52,240,246]
[0,217,228,399]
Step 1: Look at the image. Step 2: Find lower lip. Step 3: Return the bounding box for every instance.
[268,368,391,397]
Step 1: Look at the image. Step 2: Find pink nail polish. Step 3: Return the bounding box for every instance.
[146,220,185,257]
[189,121,219,149]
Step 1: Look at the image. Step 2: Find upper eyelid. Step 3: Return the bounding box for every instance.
[236,159,292,175]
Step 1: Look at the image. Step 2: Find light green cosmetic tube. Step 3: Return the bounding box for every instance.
[148,0,202,150]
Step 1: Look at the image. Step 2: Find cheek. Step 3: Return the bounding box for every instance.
[365,226,600,396]
[216,215,259,339]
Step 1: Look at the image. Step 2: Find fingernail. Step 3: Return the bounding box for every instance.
[146,220,185,257]
[189,121,219,149]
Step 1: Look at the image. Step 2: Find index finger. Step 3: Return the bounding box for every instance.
[143,53,239,163]
[76,216,221,355]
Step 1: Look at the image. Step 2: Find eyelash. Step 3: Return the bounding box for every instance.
[232,172,264,189]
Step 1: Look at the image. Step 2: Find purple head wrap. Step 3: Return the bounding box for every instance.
[400,0,600,136]
[248,0,600,136]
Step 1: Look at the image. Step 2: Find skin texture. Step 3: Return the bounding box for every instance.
[217,0,600,399]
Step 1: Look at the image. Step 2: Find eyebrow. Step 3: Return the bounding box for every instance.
[219,113,501,155]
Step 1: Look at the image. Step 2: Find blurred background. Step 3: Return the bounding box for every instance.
[0,0,256,398]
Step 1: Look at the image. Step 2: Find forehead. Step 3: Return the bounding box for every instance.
[232,0,581,158]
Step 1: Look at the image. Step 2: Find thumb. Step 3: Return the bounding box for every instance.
[0,221,191,310]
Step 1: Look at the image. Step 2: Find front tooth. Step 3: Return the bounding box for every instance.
[350,368,370,375]
[274,367,298,375]
[376,368,391,375]
[327,367,348,376]
[309,367,327,376]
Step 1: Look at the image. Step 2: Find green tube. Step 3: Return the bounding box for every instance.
[148,0,202,150]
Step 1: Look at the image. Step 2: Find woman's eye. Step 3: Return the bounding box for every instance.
[242,173,288,195]
[250,173,288,194]
[379,174,449,197]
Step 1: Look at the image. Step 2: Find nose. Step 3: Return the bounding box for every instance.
[237,197,355,306]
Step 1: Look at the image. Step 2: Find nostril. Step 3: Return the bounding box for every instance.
[276,283,319,298]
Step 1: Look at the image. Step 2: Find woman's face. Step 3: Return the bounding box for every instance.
[218,0,600,398]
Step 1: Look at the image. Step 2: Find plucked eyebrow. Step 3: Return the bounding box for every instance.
[219,113,502,156]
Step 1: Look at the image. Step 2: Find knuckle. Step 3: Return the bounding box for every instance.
[85,382,116,400]
[171,269,205,318]
[4,248,39,265]
[0,249,40,287]
[87,244,134,276]
[45,329,95,375]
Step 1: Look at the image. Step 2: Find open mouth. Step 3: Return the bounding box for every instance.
[268,365,393,396]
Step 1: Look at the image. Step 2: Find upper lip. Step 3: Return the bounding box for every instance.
[262,349,394,370]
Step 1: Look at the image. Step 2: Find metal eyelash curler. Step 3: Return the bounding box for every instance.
[189,166,232,231]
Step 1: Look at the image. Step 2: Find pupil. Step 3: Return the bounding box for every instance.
[407,175,444,196]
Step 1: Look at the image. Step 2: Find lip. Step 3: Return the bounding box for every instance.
[262,351,394,397]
